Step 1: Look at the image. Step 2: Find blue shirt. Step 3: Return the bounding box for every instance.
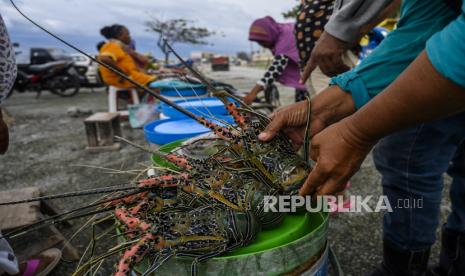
[427,1,465,88]
[330,0,458,109]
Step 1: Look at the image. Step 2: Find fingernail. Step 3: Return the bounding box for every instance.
[258,133,268,140]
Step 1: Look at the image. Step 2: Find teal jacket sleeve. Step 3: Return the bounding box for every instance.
[330,0,457,109]
[426,5,465,88]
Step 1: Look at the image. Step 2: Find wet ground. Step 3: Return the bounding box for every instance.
[0,66,451,275]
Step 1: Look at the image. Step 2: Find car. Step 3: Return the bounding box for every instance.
[70,53,103,87]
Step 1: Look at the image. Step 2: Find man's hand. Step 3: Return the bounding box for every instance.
[0,109,9,154]
[299,118,375,196]
[259,86,357,149]
[258,100,327,149]
[301,32,350,83]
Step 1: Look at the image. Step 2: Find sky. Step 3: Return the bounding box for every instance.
[1,0,297,61]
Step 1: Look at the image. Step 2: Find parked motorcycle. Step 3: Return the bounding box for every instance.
[13,60,82,97]
[10,46,82,98]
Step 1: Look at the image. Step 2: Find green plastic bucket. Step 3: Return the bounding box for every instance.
[133,212,328,275]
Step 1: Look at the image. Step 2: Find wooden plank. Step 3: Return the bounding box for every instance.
[85,112,119,122]
[84,121,98,147]
[40,200,72,227]
[86,143,121,153]
[97,121,114,146]
[0,188,41,231]
[38,213,80,261]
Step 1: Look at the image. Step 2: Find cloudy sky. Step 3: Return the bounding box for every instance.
[1,0,297,60]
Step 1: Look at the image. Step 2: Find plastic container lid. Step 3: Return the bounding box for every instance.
[144,116,235,145]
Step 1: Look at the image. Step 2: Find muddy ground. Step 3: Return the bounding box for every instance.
[0,66,452,275]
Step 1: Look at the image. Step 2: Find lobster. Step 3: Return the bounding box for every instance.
[74,205,259,276]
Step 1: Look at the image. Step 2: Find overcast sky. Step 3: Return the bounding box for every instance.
[1,0,297,59]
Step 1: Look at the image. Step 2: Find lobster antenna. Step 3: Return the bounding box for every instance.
[163,40,251,108]
[8,0,200,121]
[163,39,217,92]
[0,184,143,206]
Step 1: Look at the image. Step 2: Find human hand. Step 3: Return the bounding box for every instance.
[299,118,375,196]
[0,110,9,154]
[300,32,350,83]
[258,100,327,149]
[243,92,257,106]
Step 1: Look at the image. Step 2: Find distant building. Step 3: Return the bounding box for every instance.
[189,51,215,62]
[251,48,273,63]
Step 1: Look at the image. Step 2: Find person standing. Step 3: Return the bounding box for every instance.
[294,0,359,96]
[261,0,465,274]
[244,16,308,105]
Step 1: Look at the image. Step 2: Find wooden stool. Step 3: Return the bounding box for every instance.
[84,112,122,152]
[0,187,79,261]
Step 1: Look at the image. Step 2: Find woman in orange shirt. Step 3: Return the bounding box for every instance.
[98,24,157,89]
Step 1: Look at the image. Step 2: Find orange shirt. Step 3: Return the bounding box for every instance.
[99,40,156,88]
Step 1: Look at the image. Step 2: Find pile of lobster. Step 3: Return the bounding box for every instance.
[81,94,309,275]
[3,94,310,275]
[1,1,313,275]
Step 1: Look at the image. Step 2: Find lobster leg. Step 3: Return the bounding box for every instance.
[137,173,189,188]
[224,102,250,129]
[105,191,149,207]
[115,207,151,233]
[164,153,192,170]
[114,232,157,276]
[197,116,238,142]
[114,209,168,276]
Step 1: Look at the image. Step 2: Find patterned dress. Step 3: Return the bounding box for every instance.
[0,14,17,106]
[294,0,335,68]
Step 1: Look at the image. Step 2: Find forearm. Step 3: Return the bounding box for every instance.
[260,55,289,87]
[249,84,264,97]
[98,56,125,75]
[325,0,395,43]
[346,51,465,143]
[131,52,150,67]
[311,86,357,126]
[359,0,401,36]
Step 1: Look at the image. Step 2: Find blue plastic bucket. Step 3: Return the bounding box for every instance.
[149,80,208,97]
[144,116,235,145]
[160,97,231,118]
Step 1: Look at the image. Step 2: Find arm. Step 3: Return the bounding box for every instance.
[0,15,16,155]
[98,55,121,72]
[244,55,289,105]
[301,0,400,80]
[325,0,396,44]
[258,85,356,144]
[301,51,465,196]
[127,49,150,68]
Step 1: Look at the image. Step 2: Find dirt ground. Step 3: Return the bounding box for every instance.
[0,66,452,275]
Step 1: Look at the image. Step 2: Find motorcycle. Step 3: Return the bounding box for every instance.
[12,60,82,97]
